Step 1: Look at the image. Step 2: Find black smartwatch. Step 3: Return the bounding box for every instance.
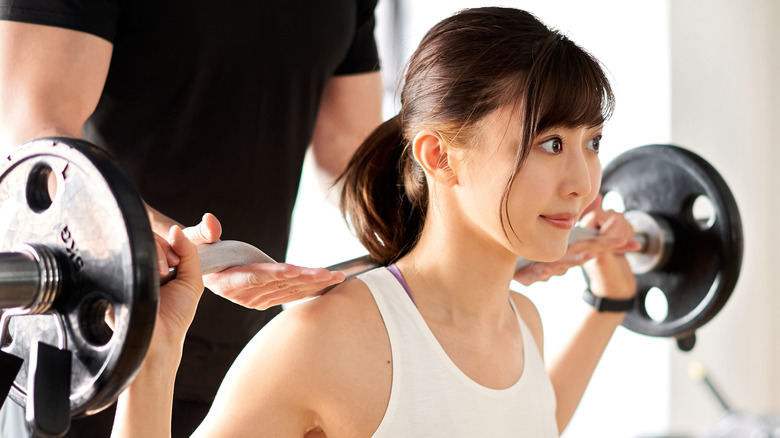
[582,288,636,312]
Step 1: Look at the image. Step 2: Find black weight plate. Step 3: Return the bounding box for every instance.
[0,138,157,417]
[601,144,743,340]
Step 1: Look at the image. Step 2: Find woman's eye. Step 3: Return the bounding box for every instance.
[587,136,602,153]
[540,138,563,154]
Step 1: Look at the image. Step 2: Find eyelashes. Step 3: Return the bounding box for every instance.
[537,134,602,155]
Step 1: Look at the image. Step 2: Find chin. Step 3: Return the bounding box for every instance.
[535,244,569,263]
[519,246,567,264]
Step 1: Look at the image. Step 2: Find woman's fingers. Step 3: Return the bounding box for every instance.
[182,213,222,245]
[154,233,179,276]
[513,251,596,286]
[204,263,346,310]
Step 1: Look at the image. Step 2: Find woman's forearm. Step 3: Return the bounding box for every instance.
[111,348,181,438]
[548,309,625,433]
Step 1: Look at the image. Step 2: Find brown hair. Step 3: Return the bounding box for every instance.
[340,7,614,265]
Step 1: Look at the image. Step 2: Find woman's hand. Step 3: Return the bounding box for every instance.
[513,195,640,296]
[578,197,640,300]
[113,225,203,438]
[513,236,629,286]
[157,213,346,310]
[151,224,205,355]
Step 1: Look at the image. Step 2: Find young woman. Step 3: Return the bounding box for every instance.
[113,7,641,437]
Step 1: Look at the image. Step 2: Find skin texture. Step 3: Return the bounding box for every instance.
[112,104,640,437]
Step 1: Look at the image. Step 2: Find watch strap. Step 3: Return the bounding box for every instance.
[582,288,636,312]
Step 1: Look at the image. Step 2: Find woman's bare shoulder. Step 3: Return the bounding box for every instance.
[510,291,544,358]
[202,276,391,435]
[247,276,384,362]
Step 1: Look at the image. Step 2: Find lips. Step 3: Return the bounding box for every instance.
[539,213,577,230]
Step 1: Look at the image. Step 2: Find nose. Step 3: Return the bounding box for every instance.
[559,148,597,199]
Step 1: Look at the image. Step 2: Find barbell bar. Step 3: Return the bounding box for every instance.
[0,138,743,435]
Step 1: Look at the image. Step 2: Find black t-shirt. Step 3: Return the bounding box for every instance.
[0,0,379,403]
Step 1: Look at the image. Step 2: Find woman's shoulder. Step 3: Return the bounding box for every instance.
[510,291,544,358]
[238,274,391,388]
[292,274,383,331]
[206,276,391,433]
[252,275,384,357]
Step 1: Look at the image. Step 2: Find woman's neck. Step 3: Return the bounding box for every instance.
[394,217,518,326]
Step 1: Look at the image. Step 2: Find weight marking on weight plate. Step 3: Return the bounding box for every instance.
[60,226,84,272]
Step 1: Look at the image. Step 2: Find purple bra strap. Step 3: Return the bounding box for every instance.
[386,264,416,306]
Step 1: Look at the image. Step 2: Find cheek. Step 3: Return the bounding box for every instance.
[456,162,516,230]
[502,168,547,231]
[509,162,553,204]
[589,162,603,203]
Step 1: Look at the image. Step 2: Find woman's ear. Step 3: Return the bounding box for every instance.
[411,129,458,186]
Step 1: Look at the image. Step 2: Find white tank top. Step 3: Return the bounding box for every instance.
[358,267,559,438]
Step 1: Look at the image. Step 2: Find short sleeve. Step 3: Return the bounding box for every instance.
[0,0,119,42]
[333,0,381,75]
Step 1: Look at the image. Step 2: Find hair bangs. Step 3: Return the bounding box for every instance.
[527,35,615,136]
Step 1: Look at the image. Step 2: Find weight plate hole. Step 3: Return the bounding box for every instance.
[602,190,626,213]
[25,164,58,213]
[688,194,716,230]
[645,287,669,322]
[79,297,115,346]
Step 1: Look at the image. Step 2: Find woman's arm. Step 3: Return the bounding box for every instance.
[192,307,320,436]
[112,225,205,438]
[112,219,370,437]
[547,309,625,433]
[546,203,639,433]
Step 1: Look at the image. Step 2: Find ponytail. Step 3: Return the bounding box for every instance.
[339,115,427,265]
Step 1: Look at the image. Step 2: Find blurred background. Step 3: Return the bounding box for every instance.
[286,1,779,436]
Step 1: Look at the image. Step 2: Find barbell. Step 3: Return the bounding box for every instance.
[0,137,743,436]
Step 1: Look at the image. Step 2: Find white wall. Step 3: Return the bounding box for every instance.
[668,0,780,435]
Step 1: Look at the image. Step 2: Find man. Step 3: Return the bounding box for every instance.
[0,1,383,436]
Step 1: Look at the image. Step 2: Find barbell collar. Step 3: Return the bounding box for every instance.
[623,211,674,274]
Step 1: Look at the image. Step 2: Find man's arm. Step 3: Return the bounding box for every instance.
[310,71,384,194]
[195,72,384,308]
[0,21,183,234]
[0,21,346,309]
[0,21,111,150]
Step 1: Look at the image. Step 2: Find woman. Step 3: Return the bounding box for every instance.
[114,7,640,437]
